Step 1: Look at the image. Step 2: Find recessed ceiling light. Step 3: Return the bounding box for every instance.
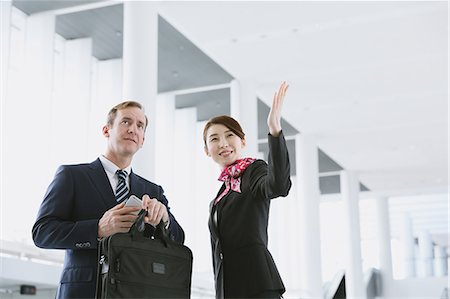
[172,71,179,78]
[115,31,122,37]
[231,38,238,43]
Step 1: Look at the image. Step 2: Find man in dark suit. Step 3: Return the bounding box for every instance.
[32,101,185,299]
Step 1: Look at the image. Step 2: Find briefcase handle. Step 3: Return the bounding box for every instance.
[133,209,147,233]
[130,209,171,246]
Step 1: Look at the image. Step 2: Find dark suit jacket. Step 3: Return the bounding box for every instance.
[209,132,292,299]
[32,158,184,299]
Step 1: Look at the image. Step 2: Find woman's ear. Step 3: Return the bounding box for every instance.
[204,146,211,157]
[242,138,247,149]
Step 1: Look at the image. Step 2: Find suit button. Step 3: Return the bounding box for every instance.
[76,242,91,248]
[219,253,223,260]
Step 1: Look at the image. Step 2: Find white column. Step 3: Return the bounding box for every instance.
[154,94,176,190]
[340,170,365,299]
[173,108,204,287]
[122,1,158,180]
[25,12,56,162]
[1,0,11,104]
[0,0,11,245]
[195,119,221,266]
[19,13,56,238]
[434,245,448,277]
[417,230,434,277]
[400,213,416,277]
[172,108,197,246]
[375,196,393,297]
[230,79,258,157]
[296,134,323,297]
[53,38,93,164]
[89,58,123,159]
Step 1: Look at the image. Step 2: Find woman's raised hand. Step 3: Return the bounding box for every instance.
[267,81,289,137]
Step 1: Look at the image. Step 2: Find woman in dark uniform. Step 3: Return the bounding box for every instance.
[203,82,292,299]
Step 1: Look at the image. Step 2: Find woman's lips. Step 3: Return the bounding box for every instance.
[219,150,232,157]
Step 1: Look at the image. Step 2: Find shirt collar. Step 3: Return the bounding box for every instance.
[99,155,132,176]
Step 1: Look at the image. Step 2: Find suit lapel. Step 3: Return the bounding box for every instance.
[209,183,226,238]
[87,158,116,208]
[129,171,145,197]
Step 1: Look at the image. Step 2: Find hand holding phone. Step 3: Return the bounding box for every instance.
[124,195,143,215]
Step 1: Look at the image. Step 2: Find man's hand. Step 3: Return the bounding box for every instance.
[142,194,169,226]
[98,203,140,238]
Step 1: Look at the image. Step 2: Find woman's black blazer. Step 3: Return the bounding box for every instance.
[209,132,292,298]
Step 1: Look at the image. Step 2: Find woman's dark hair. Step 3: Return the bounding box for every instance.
[203,115,245,145]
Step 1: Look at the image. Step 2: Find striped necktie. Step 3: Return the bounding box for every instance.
[115,169,129,203]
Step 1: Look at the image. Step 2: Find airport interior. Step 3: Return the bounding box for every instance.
[0,1,448,298]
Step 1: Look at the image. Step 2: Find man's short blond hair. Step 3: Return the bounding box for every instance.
[107,101,148,130]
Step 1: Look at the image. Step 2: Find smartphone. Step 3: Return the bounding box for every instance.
[124,195,142,215]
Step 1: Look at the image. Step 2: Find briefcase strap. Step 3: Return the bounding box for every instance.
[130,209,171,247]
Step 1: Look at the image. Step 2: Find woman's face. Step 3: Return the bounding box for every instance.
[204,124,246,169]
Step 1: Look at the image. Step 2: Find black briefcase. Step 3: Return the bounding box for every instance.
[95,210,193,298]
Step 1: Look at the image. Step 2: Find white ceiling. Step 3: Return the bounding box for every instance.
[12,0,448,194]
[157,1,448,194]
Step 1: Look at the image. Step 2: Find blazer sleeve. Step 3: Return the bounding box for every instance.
[149,185,185,244]
[248,131,292,200]
[32,165,100,250]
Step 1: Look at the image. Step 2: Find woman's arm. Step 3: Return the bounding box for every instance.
[248,82,291,199]
[267,81,289,137]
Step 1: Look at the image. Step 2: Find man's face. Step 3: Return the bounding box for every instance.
[103,106,146,158]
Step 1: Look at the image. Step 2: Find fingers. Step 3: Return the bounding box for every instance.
[272,82,289,110]
[142,194,151,209]
[112,202,126,210]
[267,81,289,137]
[275,81,289,106]
[145,202,164,224]
[146,205,164,224]
[122,206,141,214]
[99,195,168,238]
[142,195,168,225]
[279,81,289,94]
[98,207,138,238]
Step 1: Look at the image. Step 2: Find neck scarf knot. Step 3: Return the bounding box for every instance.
[214,158,256,205]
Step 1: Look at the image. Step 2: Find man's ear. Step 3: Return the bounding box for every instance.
[140,136,145,148]
[242,138,247,149]
[102,125,110,137]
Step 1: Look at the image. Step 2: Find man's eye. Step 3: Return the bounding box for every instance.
[210,138,217,142]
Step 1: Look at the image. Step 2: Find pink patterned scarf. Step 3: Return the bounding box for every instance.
[214,158,256,205]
